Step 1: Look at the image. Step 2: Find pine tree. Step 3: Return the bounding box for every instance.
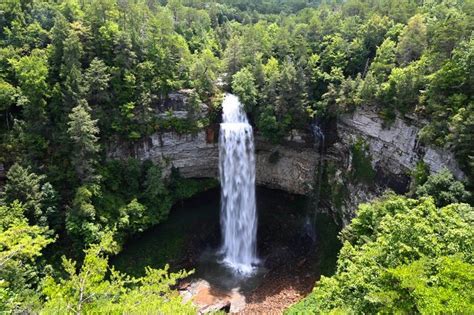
[84,58,111,108]
[50,14,69,82]
[67,100,100,184]
[3,163,48,227]
[61,26,85,111]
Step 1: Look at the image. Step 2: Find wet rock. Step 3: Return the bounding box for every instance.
[108,131,319,195]
[255,137,318,195]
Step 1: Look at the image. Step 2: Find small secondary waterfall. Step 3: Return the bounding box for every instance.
[305,121,326,241]
[219,93,258,274]
[311,122,325,213]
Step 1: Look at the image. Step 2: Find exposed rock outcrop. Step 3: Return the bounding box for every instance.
[156,89,208,119]
[330,107,465,223]
[108,131,318,195]
[180,280,245,314]
[338,107,465,182]
[256,137,318,195]
[108,131,219,179]
[108,91,465,219]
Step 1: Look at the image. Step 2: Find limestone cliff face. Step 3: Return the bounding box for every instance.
[338,107,464,182]
[108,130,318,195]
[255,136,318,195]
[108,131,217,178]
[108,92,465,220]
[324,107,464,224]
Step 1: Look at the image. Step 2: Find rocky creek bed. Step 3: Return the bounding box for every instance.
[112,187,341,313]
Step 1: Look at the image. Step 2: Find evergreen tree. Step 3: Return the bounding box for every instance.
[67,100,100,184]
[61,26,85,112]
[3,164,49,227]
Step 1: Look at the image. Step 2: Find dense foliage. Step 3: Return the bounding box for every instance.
[1,0,473,312]
[289,171,473,313]
[41,233,194,314]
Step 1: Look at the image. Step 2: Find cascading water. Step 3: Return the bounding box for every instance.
[219,93,258,275]
[311,122,325,214]
[304,121,326,241]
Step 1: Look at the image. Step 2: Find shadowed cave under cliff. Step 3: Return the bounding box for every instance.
[111,185,341,308]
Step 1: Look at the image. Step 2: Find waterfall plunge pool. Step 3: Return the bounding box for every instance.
[111,186,341,308]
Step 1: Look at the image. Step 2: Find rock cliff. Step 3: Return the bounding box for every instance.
[338,107,464,182]
[108,130,318,195]
[108,92,465,220]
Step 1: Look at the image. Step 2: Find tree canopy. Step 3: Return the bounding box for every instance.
[0,0,472,312]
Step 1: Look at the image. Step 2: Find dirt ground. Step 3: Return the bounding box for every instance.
[240,257,317,314]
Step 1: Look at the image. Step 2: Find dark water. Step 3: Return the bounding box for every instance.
[111,186,341,290]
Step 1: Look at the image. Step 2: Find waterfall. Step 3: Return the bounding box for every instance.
[219,93,258,274]
[311,123,325,209]
[305,121,325,241]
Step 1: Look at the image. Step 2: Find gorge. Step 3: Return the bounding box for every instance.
[1,0,472,313]
[108,90,465,224]
[108,91,467,312]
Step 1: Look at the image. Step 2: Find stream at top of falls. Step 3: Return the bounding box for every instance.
[219,93,258,275]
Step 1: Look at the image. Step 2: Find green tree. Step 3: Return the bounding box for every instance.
[389,255,474,314]
[261,57,280,109]
[278,58,308,128]
[396,14,427,66]
[42,234,194,314]
[3,164,55,227]
[449,104,474,181]
[223,36,244,84]
[60,24,85,110]
[379,56,427,115]
[67,100,100,184]
[428,4,471,58]
[231,67,258,114]
[141,164,172,224]
[0,202,54,313]
[415,168,470,207]
[84,57,111,108]
[66,183,104,245]
[9,49,49,148]
[370,38,396,82]
[49,14,69,81]
[289,195,474,314]
[0,79,16,113]
[421,37,473,153]
[190,48,220,102]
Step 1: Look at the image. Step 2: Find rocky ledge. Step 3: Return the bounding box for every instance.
[108,130,319,195]
[108,92,465,218]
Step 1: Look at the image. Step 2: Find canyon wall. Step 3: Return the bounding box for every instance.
[338,107,465,182]
[108,131,318,195]
[332,107,464,223]
[108,92,464,220]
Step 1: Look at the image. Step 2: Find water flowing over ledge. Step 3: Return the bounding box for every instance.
[219,94,258,274]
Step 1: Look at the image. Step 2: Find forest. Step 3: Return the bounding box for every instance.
[0,0,473,313]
